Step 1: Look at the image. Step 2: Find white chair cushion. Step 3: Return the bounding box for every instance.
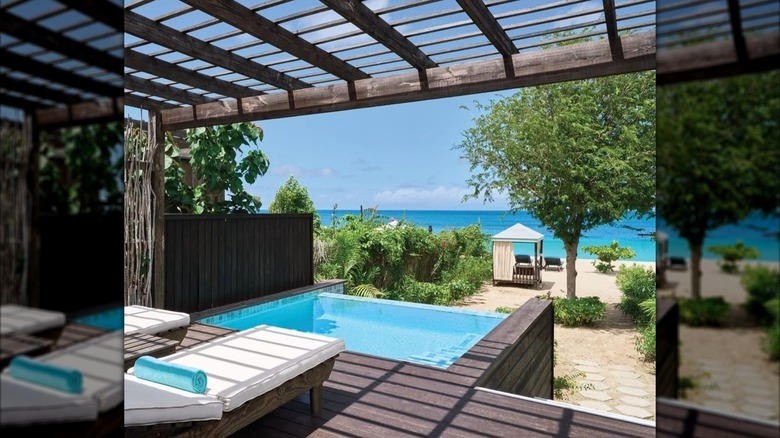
[124,374,223,426]
[124,305,190,335]
[128,325,345,412]
[0,375,98,426]
[0,304,66,336]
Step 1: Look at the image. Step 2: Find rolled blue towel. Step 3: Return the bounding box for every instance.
[133,355,208,394]
[9,355,83,394]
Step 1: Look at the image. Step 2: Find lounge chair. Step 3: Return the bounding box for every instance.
[514,254,532,265]
[0,304,66,338]
[544,257,564,271]
[124,305,190,341]
[124,324,346,436]
[0,330,123,427]
[669,256,687,271]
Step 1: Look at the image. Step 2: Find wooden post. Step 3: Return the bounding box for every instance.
[151,112,165,309]
[26,112,40,307]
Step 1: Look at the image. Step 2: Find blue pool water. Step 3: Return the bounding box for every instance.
[199,292,507,369]
[72,307,123,331]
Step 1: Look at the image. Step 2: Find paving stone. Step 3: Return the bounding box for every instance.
[739,404,779,419]
[575,365,602,373]
[742,385,777,398]
[620,396,652,407]
[701,400,736,413]
[573,359,600,367]
[608,364,636,372]
[741,396,778,409]
[617,386,649,397]
[611,370,641,379]
[580,390,612,401]
[578,400,613,412]
[586,381,610,391]
[582,373,605,382]
[615,405,654,418]
[616,379,645,388]
[701,389,736,402]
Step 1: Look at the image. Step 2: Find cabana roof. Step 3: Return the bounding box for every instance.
[492,223,544,243]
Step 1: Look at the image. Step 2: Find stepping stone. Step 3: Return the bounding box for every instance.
[742,397,778,409]
[701,400,736,413]
[586,381,610,391]
[575,365,602,374]
[615,405,654,419]
[620,396,652,407]
[617,386,649,397]
[617,379,645,388]
[578,400,613,412]
[742,385,777,398]
[582,373,605,382]
[573,359,600,367]
[580,390,612,401]
[739,404,779,419]
[611,370,641,379]
[701,389,736,402]
[608,364,636,372]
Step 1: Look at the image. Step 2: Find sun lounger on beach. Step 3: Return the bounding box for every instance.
[124,305,190,341]
[544,257,564,271]
[124,325,345,436]
[669,257,687,270]
[0,330,123,427]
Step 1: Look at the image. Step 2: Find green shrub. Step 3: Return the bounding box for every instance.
[446,279,473,302]
[552,297,606,326]
[388,277,451,305]
[636,323,656,362]
[495,307,515,314]
[581,240,636,273]
[741,265,780,325]
[616,264,656,326]
[709,240,760,273]
[678,297,730,326]
[763,322,780,361]
[441,255,492,291]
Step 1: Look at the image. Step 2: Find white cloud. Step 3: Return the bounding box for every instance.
[271,164,336,178]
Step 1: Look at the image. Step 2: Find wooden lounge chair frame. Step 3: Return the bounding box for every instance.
[544,257,564,271]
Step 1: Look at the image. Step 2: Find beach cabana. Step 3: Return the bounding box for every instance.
[492,224,544,286]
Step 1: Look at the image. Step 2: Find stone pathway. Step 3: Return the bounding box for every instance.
[571,359,656,420]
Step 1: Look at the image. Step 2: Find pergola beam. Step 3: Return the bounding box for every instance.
[124,11,311,92]
[160,31,655,130]
[56,0,124,30]
[0,74,81,106]
[601,0,622,60]
[455,0,518,57]
[124,93,180,112]
[321,0,438,70]
[124,75,215,106]
[179,0,369,82]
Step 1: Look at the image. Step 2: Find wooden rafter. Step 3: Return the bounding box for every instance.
[124,93,179,112]
[160,31,655,131]
[124,11,311,92]
[0,10,123,75]
[179,0,369,82]
[726,0,748,62]
[0,93,47,111]
[0,74,80,105]
[0,48,122,98]
[56,0,124,30]
[455,0,518,57]
[124,75,214,106]
[321,0,438,70]
[601,0,622,60]
[125,49,259,99]
[35,97,123,129]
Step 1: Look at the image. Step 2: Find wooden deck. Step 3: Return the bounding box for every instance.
[174,324,654,438]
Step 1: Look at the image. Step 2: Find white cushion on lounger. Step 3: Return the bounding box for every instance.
[0,331,122,425]
[0,376,98,426]
[124,374,223,426]
[124,305,190,335]
[0,304,66,336]
[128,325,345,412]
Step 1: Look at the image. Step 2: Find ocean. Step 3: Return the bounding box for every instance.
[316,209,657,263]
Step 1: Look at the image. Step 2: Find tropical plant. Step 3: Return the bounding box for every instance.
[635,297,656,362]
[657,70,780,299]
[708,240,759,273]
[456,69,655,299]
[165,122,268,214]
[268,175,322,233]
[678,297,730,327]
[551,296,607,326]
[616,264,656,326]
[741,265,780,326]
[582,240,636,273]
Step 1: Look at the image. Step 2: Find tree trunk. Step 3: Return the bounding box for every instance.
[564,241,579,299]
[690,241,703,300]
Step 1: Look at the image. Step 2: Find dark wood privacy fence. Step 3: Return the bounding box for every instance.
[38,212,123,314]
[657,297,679,399]
[163,214,313,314]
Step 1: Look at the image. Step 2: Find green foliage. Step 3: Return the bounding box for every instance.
[636,322,656,362]
[165,122,267,214]
[763,321,780,361]
[552,297,606,326]
[616,264,656,326]
[657,70,780,299]
[456,70,655,299]
[554,372,592,400]
[495,307,515,314]
[349,283,384,299]
[582,240,636,273]
[678,375,701,399]
[678,297,730,327]
[39,122,123,214]
[741,264,780,325]
[387,277,451,306]
[708,241,760,273]
[268,176,321,232]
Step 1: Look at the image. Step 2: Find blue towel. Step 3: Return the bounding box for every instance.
[8,355,83,394]
[133,355,208,394]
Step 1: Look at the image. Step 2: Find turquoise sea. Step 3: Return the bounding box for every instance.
[316,209,657,262]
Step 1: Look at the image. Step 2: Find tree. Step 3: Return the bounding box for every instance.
[657,70,780,299]
[456,71,655,298]
[268,176,321,232]
[165,122,268,214]
[582,240,637,273]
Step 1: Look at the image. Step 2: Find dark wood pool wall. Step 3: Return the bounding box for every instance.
[194,281,555,401]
